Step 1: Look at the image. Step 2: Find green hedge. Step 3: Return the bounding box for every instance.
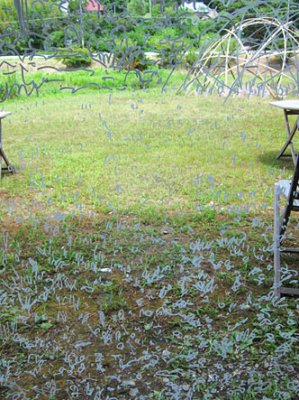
[62,47,92,68]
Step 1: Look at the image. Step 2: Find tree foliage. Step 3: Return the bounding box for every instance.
[1,0,298,55]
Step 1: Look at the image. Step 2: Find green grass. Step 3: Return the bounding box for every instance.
[0,87,294,216]
[0,82,298,398]
[0,64,186,101]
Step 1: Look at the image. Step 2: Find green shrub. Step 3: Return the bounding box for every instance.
[148,29,190,67]
[219,37,239,55]
[183,50,198,67]
[151,4,162,17]
[116,17,135,32]
[127,27,146,47]
[164,5,176,16]
[0,0,18,33]
[112,37,148,71]
[127,0,147,16]
[50,30,65,48]
[62,47,92,68]
[87,36,110,52]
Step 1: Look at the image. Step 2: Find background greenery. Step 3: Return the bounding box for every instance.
[1,0,298,59]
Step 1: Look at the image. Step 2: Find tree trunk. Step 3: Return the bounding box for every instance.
[13,0,26,33]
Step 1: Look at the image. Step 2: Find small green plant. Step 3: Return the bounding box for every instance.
[0,72,19,101]
[183,50,198,67]
[102,278,127,312]
[151,391,167,400]
[147,27,187,66]
[113,37,148,71]
[62,47,92,68]
[50,30,65,48]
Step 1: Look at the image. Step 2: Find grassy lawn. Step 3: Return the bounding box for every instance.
[0,85,298,399]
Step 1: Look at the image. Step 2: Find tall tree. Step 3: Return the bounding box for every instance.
[13,0,27,32]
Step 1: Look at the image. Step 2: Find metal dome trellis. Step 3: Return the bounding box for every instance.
[178,17,299,99]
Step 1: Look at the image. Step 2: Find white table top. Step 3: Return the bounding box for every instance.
[0,111,11,119]
[269,100,299,111]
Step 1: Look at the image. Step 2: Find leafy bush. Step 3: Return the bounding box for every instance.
[219,37,239,55]
[127,0,147,16]
[116,17,135,32]
[49,30,65,48]
[183,50,198,67]
[181,18,216,48]
[148,28,191,67]
[164,5,177,16]
[147,27,184,50]
[0,0,18,33]
[127,26,147,47]
[151,4,162,17]
[87,36,110,52]
[112,37,148,71]
[62,47,92,68]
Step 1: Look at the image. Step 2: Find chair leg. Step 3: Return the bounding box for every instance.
[0,147,14,177]
[274,184,281,297]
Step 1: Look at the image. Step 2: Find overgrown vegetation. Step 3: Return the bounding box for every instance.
[0,64,187,102]
[1,0,297,60]
[0,1,298,398]
[62,47,92,68]
[0,90,298,398]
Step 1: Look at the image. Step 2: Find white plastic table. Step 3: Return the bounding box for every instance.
[269,100,299,165]
[0,111,13,177]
